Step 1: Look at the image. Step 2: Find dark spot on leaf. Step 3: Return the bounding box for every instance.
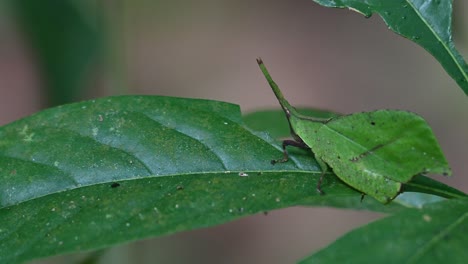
[337,156,341,159]
[176,185,184,190]
[370,121,376,126]
[111,183,120,188]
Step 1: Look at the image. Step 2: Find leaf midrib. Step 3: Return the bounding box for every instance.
[403,0,467,82]
[0,170,325,210]
[408,210,468,263]
[320,123,401,169]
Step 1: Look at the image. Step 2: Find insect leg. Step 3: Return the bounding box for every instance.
[314,156,328,195]
[271,140,309,165]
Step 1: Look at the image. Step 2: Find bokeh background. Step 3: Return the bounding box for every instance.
[1,0,467,263]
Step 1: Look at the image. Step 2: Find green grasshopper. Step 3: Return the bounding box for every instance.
[257,58,451,203]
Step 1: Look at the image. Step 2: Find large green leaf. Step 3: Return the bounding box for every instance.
[301,197,468,263]
[0,96,462,262]
[312,0,468,95]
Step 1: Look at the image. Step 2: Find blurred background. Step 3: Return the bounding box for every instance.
[1,0,467,263]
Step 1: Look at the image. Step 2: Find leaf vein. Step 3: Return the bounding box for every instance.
[408,210,468,263]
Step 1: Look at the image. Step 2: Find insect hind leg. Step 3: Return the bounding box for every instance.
[271,140,309,165]
[314,156,328,195]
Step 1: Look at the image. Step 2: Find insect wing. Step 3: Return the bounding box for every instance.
[309,110,450,203]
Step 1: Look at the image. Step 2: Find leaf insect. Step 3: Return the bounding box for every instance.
[256,58,451,203]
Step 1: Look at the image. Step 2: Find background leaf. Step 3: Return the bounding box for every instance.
[312,0,468,95]
[301,197,468,263]
[243,108,339,139]
[11,0,101,106]
[0,96,462,262]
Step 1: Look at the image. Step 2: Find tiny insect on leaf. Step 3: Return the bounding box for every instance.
[256,58,451,203]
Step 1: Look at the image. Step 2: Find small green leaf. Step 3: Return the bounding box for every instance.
[312,0,468,94]
[301,198,468,263]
